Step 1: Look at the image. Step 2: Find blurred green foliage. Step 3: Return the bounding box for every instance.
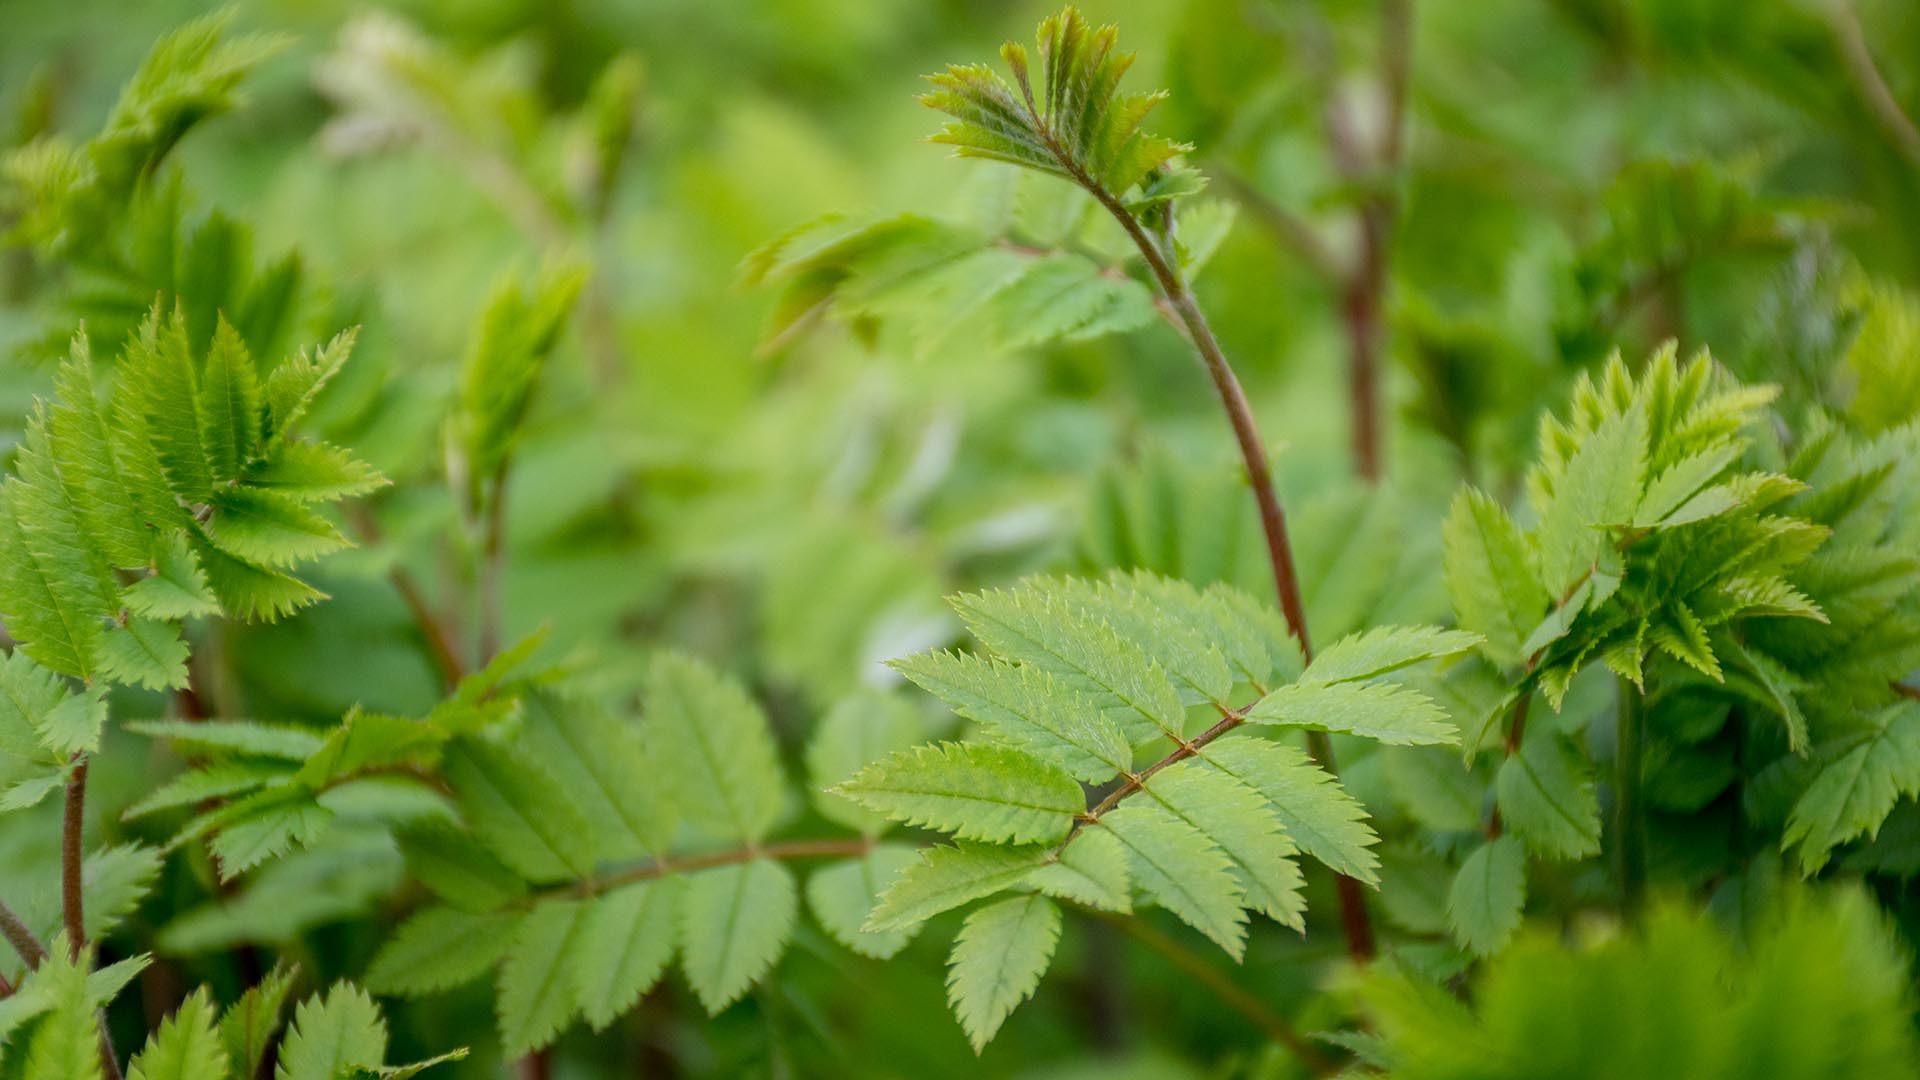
[1,0,1920,1076]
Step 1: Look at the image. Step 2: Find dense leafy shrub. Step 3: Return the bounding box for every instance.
[2,2,1919,1077]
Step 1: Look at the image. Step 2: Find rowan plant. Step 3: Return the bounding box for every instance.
[2,4,1920,1079]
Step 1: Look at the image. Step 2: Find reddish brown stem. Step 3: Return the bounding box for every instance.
[0,898,47,969]
[543,837,875,901]
[62,756,87,960]
[346,505,467,691]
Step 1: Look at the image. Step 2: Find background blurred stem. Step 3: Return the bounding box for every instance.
[1615,677,1647,918]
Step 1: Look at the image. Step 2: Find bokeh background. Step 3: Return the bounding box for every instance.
[4,0,1920,1075]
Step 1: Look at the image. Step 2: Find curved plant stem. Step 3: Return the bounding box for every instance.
[346,505,467,691]
[1484,690,1534,839]
[1830,0,1920,168]
[0,898,48,969]
[1615,677,1647,918]
[1092,909,1335,1074]
[1057,155,1377,961]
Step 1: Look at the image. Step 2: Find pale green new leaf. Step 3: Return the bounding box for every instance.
[96,617,190,691]
[1248,680,1458,746]
[195,319,261,481]
[127,990,226,1080]
[121,535,219,620]
[680,859,797,1015]
[219,965,296,1080]
[1448,835,1526,956]
[946,895,1062,1053]
[1443,488,1547,667]
[1534,402,1646,596]
[274,983,386,1080]
[836,741,1085,843]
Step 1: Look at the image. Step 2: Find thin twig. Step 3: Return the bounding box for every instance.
[1091,909,1337,1075]
[540,837,875,902]
[0,898,48,969]
[346,505,467,691]
[1209,167,1344,282]
[62,756,87,960]
[1484,690,1534,839]
[1830,0,1920,168]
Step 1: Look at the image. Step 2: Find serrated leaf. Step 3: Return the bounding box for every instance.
[807,846,920,959]
[128,989,226,1080]
[1247,680,1457,746]
[890,651,1131,782]
[1142,759,1304,929]
[952,584,1185,741]
[680,859,797,1015]
[122,534,220,620]
[515,691,668,859]
[1443,488,1547,667]
[642,653,784,843]
[1496,733,1601,860]
[397,822,529,913]
[208,796,333,879]
[128,719,323,760]
[1447,835,1526,956]
[572,879,680,1029]
[365,908,520,997]
[836,741,1085,844]
[496,900,587,1055]
[219,965,296,1079]
[46,340,155,570]
[275,984,386,1080]
[866,843,1050,932]
[196,319,261,482]
[263,329,356,447]
[191,537,325,622]
[1784,703,1920,874]
[946,895,1061,1052]
[1201,733,1380,885]
[1100,803,1246,958]
[244,440,387,503]
[443,738,597,883]
[1025,830,1129,912]
[200,489,350,569]
[96,617,190,690]
[1534,402,1646,596]
[1303,626,1481,686]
